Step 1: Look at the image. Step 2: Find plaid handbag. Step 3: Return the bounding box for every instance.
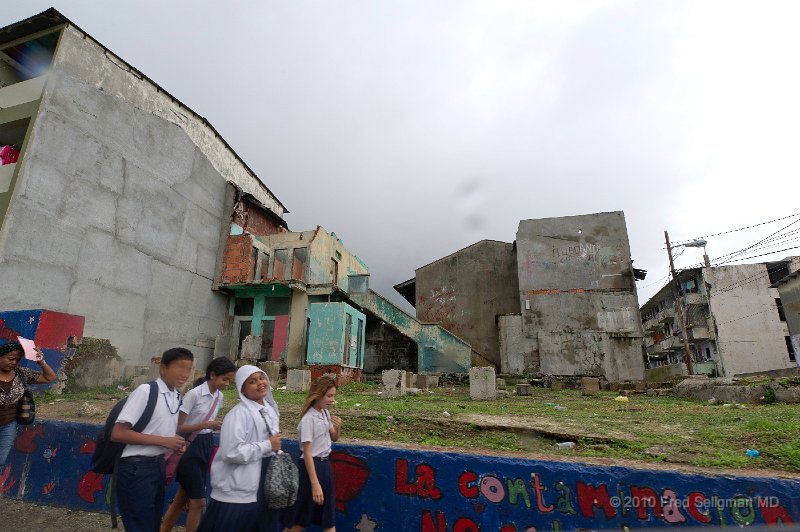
[259,410,299,509]
[15,369,35,425]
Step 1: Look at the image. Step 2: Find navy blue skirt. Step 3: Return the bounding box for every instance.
[197,455,282,532]
[176,432,213,499]
[283,456,335,529]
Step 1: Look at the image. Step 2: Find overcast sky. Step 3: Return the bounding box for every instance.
[6,1,800,312]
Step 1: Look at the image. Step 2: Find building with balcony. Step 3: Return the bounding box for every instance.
[641,258,800,378]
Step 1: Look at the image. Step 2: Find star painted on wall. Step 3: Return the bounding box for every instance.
[356,513,378,532]
[28,316,34,324]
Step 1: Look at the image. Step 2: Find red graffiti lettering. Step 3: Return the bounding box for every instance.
[395,460,441,500]
[79,439,96,454]
[78,471,105,503]
[531,473,554,513]
[0,465,16,494]
[459,470,479,499]
[630,486,663,520]
[421,510,447,532]
[42,481,56,495]
[758,498,794,525]
[687,491,712,524]
[453,517,480,532]
[14,424,44,454]
[500,525,517,532]
[576,481,616,519]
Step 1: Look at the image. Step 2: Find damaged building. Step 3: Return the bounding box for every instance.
[642,258,800,379]
[397,211,647,382]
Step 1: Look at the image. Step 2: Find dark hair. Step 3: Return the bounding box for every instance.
[0,342,23,358]
[161,347,194,366]
[193,357,237,387]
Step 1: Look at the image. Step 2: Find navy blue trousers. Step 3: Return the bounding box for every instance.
[116,458,165,532]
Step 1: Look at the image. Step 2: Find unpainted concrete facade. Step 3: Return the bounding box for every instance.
[414,240,519,367]
[0,13,288,369]
[515,211,645,381]
[774,270,800,361]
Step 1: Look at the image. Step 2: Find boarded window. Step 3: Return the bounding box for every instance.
[292,248,307,281]
[768,263,790,285]
[330,259,338,285]
[273,249,289,280]
[776,298,786,321]
[787,336,796,362]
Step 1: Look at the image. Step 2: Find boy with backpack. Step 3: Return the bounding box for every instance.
[110,348,194,532]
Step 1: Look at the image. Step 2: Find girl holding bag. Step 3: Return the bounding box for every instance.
[161,357,236,532]
[197,365,283,532]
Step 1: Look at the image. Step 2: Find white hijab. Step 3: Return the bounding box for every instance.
[235,365,279,421]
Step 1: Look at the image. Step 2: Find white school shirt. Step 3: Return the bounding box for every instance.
[180,381,222,434]
[116,378,181,458]
[297,408,332,458]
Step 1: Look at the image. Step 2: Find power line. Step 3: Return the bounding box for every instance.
[716,217,800,266]
[673,212,800,245]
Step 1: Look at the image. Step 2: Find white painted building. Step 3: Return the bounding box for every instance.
[641,258,800,378]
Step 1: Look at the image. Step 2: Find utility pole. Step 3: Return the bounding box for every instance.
[665,231,694,375]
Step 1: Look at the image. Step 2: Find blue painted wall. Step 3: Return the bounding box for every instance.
[1,420,798,530]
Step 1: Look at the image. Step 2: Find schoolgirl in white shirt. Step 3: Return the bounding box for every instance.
[161,357,236,532]
[285,376,342,532]
[197,365,283,532]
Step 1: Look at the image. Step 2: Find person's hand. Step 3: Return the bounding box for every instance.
[35,349,45,365]
[206,420,223,431]
[162,435,186,452]
[269,433,281,452]
[312,481,324,505]
[331,415,342,429]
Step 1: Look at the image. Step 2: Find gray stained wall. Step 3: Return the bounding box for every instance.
[362,320,418,374]
[515,211,645,381]
[415,240,519,367]
[0,25,284,366]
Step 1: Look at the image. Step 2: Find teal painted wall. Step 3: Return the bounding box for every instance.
[307,302,366,368]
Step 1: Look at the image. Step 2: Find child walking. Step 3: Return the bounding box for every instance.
[197,365,283,532]
[285,376,341,532]
[111,347,194,532]
[161,357,237,532]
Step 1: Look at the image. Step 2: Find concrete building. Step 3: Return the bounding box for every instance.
[0,9,287,371]
[398,211,647,382]
[217,220,473,379]
[642,258,800,379]
[395,240,519,368]
[773,269,800,363]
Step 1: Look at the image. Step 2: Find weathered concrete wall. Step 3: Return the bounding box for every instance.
[645,362,688,382]
[498,314,526,375]
[415,240,519,367]
[363,321,417,374]
[776,274,800,348]
[351,290,471,373]
[706,265,796,376]
[0,26,293,367]
[306,302,365,368]
[4,420,799,529]
[516,212,645,381]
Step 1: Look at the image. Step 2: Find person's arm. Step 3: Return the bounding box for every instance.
[303,441,324,505]
[33,350,56,383]
[177,395,223,434]
[329,415,341,442]
[111,422,186,451]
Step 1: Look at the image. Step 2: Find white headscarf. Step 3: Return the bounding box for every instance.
[235,365,279,419]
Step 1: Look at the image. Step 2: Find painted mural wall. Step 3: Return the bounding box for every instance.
[0,309,85,390]
[1,420,797,530]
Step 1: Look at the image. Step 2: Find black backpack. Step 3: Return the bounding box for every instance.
[91,381,158,474]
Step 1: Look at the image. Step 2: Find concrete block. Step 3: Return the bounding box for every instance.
[496,378,506,389]
[417,375,439,390]
[635,381,647,392]
[64,338,124,390]
[516,383,532,396]
[382,370,407,398]
[550,380,563,391]
[405,372,416,388]
[259,361,281,387]
[214,336,236,360]
[581,377,601,395]
[286,369,311,392]
[470,367,496,400]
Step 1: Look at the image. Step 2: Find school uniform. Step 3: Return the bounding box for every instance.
[115,378,181,532]
[284,407,336,530]
[176,381,222,499]
[198,365,282,532]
